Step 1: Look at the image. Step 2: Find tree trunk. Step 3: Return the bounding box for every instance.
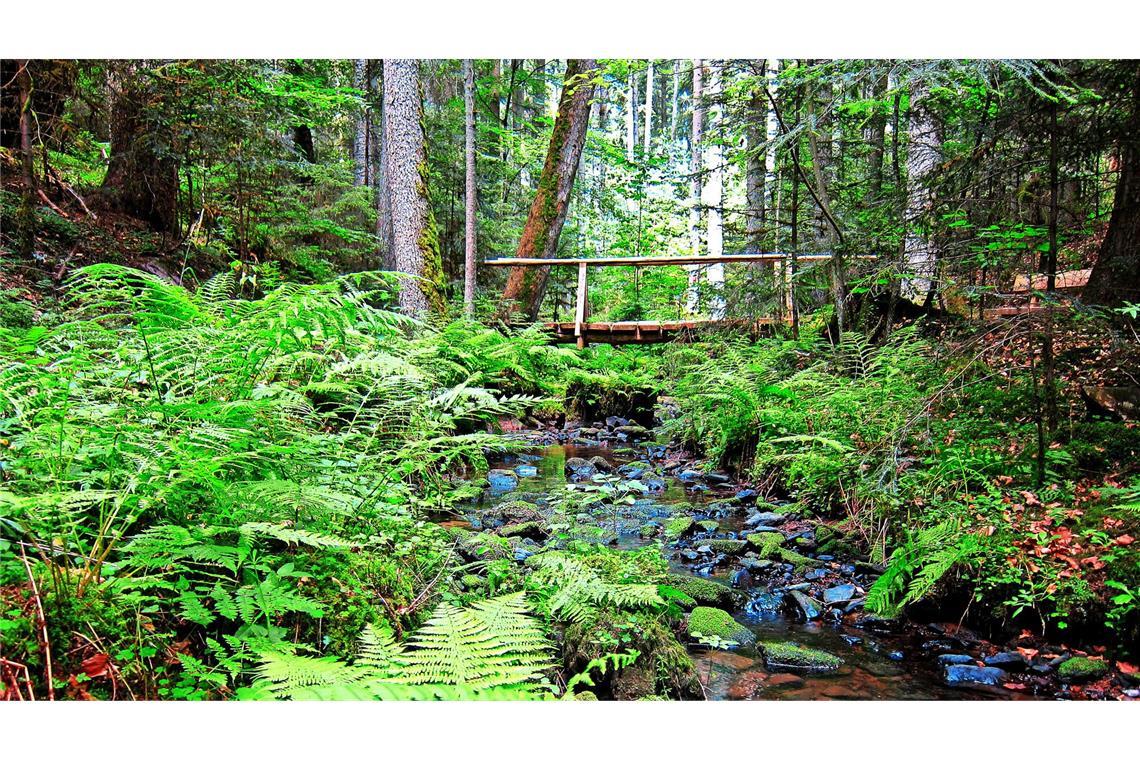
[1085,65,1140,309]
[98,62,179,233]
[463,59,478,316]
[765,59,780,232]
[626,67,638,163]
[352,59,369,186]
[643,60,653,154]
[500,59,599,321]
[16,60,36,258]
[510,59,525,131]
[370,61,393,268]
[704,61,725,318]
[383,59,445,315]
[745,60,766,253]
[902,77,941,304]
[685,60,704,313]
[866,71,887,200]
[670,60,680,142]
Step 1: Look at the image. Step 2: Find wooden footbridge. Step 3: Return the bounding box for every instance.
[485,253,874,347]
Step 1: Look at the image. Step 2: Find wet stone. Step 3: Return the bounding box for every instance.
[822,584,857,606]
[733,489,759,504]
[983,651,1028,672]
[943,665,1005,688]
[746,511,787,527]
[787,590,824,621]
[617,463,650,478]
[514,464,538,478]
[766,673,805,688]
[730,568,753,589]
[937,654,976,666]
[487,469,519,491]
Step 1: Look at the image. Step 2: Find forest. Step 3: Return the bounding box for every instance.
[1,57,1139,703]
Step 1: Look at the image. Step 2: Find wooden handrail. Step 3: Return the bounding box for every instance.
[483,253,877,267]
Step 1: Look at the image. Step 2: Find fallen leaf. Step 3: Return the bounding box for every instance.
[1116,534,1134,546]
[81,653,110,679]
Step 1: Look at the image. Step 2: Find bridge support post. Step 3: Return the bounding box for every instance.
[575,261,588,349]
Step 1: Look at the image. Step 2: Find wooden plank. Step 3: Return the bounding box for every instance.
[483,253,878,267]
[574,261,588,349]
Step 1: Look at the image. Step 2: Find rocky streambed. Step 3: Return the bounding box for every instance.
[442,416,1136,701]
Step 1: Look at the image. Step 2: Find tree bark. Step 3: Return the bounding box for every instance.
[745,60,766,252]
[352,59,369,186]
[369,61,392,268]
[16,60,36,258]
[98,61,179,233]
[1085,65,1140,309]
[902,77,941,304]
[644,60,653,154]
[499,59,599,321]
[685,60,705,313]
[383,59,446,315]
[866,71,888,200]
[670,60,680,142]
[626,66,638,163]
[463,59,478,316]
[704,61,725,318]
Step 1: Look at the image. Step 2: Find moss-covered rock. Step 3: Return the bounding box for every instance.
[694,538,747,555]
[567,524,618,544]
[498,520,550,541]
[452,529,512,562]
[697,519,719,532]
[459,573,486,590]
[483,500,543,526]
[746,533,821,568]
[658,584,697,610]
[1057,656,1109,683]
[663,574,743,610]
[761,641,842,672]
[639,523,659,539]
[746,531,786,549]
[563,610,702,700]
[687,606,756,647]
[573,690,599,700]
[663,516,696,540]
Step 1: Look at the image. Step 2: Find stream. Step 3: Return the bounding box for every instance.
[443,429,1107,700]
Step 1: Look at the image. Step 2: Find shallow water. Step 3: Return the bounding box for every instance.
[474,442,1027,701]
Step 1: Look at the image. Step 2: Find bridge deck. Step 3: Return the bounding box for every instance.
[543,318,783,345]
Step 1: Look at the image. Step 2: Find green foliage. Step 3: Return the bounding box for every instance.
[525,550,663,624]
[867,520,982,617]
[249,592,554,700]
[0,264,546,696]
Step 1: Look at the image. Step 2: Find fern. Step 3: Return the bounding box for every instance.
[867,520,981,616]
[527,552,663,624]
[251,593,553,700]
